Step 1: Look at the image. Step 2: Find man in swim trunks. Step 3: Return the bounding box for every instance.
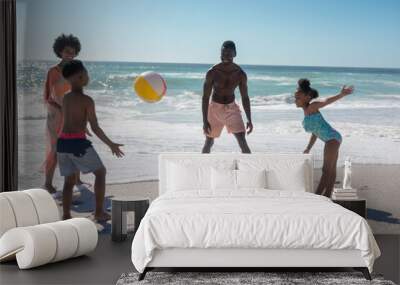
[202,41,253,153]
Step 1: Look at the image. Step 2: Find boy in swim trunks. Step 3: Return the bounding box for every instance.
[202,41,253,153]
[57,60,124,221]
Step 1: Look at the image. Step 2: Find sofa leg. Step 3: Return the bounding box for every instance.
[354,267,371,280]
[138,268,148,281]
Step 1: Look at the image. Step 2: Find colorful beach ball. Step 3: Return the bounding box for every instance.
[133,71,167,103]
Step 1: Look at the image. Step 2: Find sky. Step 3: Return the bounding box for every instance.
[17,0,400,68]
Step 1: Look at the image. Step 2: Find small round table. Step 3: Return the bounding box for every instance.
[111,196,150,242]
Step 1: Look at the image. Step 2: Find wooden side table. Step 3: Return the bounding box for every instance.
[111,196,150,242]
[332,199,367,218]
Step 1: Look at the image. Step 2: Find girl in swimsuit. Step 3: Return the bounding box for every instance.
[42,34,89,194]
[294,79,354,198]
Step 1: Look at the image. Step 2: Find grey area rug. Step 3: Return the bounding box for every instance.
[116,272,396,285]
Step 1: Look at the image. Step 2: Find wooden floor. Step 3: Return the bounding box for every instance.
[0,235,398,285]
[0,234,134,285]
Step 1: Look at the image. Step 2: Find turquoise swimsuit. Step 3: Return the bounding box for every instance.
[302,112,342,143]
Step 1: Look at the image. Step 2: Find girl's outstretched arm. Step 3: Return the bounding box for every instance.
[308,85,354,113]
[304,134,317,153]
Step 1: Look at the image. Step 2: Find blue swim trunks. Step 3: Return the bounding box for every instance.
[56,135,104,177]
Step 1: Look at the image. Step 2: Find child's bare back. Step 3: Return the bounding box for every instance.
[62,92,92,134]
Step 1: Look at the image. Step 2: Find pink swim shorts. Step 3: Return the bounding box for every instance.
[206,101,246,138]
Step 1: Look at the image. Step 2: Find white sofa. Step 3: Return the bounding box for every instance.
[0,189,98,269]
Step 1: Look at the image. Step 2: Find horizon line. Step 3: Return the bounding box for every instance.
[20,58,400,71]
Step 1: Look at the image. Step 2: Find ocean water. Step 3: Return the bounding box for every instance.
[17,61,400,186]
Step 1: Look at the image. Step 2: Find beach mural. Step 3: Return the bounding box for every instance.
[17,61,400,234]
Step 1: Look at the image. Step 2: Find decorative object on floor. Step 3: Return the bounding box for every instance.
[333,199,367,218]
[116,271,395,285]
[0,189,98,269]
[111,196,149,242]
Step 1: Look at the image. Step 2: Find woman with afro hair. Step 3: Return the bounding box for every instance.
[42,33,89,194]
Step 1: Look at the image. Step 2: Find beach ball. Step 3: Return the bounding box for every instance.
[133,71,166,103]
